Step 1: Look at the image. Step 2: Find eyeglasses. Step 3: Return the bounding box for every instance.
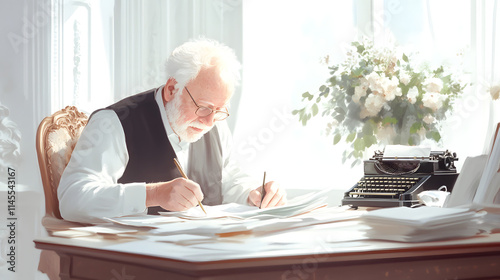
[184,87,230,121]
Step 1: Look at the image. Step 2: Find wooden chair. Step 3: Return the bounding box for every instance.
[36,106,88,219]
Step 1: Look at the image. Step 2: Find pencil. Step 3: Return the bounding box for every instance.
[173,158,207,214]
[260,171,266,209]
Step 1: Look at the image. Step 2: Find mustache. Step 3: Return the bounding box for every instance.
[190,122,213,131]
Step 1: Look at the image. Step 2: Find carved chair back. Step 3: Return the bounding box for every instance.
[36,106,88,219]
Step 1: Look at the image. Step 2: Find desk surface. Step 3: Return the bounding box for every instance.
[35,220,500,280]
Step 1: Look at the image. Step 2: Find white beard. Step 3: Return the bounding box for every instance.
[165,93,213,143]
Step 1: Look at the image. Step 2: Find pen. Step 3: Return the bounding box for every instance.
[260,171,266,209]
[173,158,207,214]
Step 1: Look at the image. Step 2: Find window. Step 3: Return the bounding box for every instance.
[233,0,360,190]
[234,0,499,191]
[51,0,114,114]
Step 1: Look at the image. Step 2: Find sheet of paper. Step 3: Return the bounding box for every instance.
[444,155,488,208]
[383,145,431,158]
[104,215,184,228]
[473,126,500,208]
[159,189,330,220]
[361,206,475,227]
[69,225,139,235]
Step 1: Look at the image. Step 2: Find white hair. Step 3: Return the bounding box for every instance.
[165,38,241,93]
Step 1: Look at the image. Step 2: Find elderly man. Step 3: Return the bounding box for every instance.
[57,39,286,223]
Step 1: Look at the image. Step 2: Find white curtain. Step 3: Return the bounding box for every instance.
[51,0,243,130]
[471,0,500,153]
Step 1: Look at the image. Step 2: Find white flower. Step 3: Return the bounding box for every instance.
[490,84,500,100]
[366,72,384,94]
[399,71,411,86]
[425,77,443,93]
[407,86,419,104]
[361,93,386,118]
[395,87,402,97]
[422,92,444,111]
[353,85,368,103]
[423,114,435,124]
[382,76,401,101]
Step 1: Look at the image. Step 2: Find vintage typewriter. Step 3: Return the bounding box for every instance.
[342,149,459,208]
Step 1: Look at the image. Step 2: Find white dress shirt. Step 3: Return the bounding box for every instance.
[58,87,259,223]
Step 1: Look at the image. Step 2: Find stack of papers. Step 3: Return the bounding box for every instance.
[94,189,365,240]
[361,206,485,242]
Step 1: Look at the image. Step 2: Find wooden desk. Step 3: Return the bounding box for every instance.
[35,227,500,280]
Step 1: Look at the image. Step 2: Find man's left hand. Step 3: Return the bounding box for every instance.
[248,181,287,208]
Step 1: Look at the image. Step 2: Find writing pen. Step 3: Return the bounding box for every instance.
[173,158,207,214]
[260,171,266,209]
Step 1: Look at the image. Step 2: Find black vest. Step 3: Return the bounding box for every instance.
[96,88,223,214]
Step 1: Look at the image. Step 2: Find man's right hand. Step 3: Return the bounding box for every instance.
[146,178,204,211]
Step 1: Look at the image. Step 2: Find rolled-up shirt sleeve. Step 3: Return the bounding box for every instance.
[58,109,147,223]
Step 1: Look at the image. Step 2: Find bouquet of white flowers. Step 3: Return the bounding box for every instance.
[293,39,467,166]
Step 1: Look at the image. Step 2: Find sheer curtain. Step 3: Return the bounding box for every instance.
[51,0,243,131]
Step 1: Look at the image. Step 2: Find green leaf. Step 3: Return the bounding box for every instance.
[346,132,356,142]
[334,114,345,123]
[329,77,337,86]
[402,53,409,63]
[431,131,441,142]
[351,159,361,168]
[352,67,364,77]
[319,87,330,97]
[410,122,422,134]
[333,133,342,145]
[353,137,365,151]
[311,103,319,116]
[364,135,377,148]
[356,45,365,54]
[382,117,398,125]
[302,91,313,101]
